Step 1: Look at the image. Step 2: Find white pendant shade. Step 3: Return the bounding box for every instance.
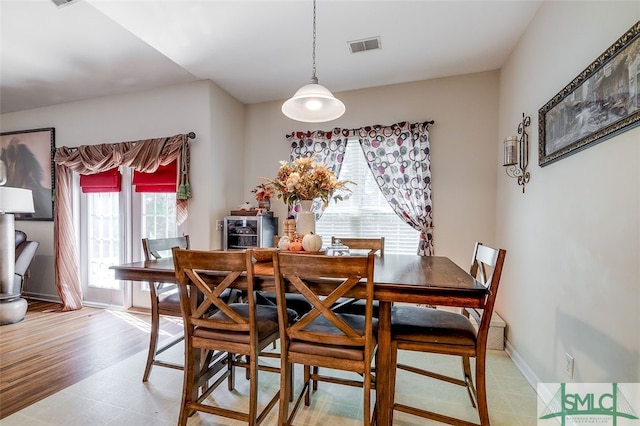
[282,82,345,123]
[0,187,35,214]
[282,0,345,123]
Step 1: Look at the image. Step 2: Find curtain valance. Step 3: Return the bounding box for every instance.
[52,133,193,311]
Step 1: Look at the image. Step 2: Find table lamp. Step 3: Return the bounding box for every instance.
[0,186,35,324]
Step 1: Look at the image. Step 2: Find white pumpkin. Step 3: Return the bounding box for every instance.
[277,236,290,251]
[302,233,323,252]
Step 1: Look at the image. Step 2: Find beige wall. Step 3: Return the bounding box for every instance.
[497,2,640,382]
[245,71,500,267]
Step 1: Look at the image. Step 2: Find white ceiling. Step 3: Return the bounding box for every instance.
[0,0,543,115]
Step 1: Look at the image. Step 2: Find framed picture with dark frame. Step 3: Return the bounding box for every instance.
[0,127,55,221]
[539,22,640,167]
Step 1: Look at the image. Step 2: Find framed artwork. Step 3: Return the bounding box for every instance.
[0,127,55,220]
[539,22,640,167]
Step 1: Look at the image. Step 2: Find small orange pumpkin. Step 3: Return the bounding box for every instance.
[289,241,303,251]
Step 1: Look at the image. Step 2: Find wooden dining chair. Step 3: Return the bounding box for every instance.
[331,236,385,317]
[172,248,295,425]
[272,251,377,425]
[331,236,385,255]
[141,235,190,382]
[387,242,507,425]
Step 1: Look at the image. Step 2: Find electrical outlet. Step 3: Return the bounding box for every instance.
[564,353,574,378]
[216,220,223,231]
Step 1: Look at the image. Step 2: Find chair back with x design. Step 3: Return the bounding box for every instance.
[273,252,377,425]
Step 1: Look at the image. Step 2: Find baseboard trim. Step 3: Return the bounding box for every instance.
[24,294,61,303]
[505,338,541,394]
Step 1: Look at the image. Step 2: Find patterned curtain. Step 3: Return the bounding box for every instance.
[52,134,190,311]
[287,128,349,218]
[357,121,434,255]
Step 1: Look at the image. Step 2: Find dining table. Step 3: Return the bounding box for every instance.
[111,252,487,425]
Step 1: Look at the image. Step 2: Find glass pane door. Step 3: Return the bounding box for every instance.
[80,191,125,306]
[131,192,179,308]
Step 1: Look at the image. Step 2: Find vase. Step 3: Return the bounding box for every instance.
[258,199,271,211]
[296,200,316,235]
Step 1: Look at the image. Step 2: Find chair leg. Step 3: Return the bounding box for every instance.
[246,355,251,380]
[248,352,259,426]
[199,349,210,393]
[279,360,292,425]
[475,355,490,425]
[179,341,197,426]
[228,353,236,391]
[142,307,160,382]
[304,365,312,406]
[288,362,295,402]
[388,341,399,425]
[363,368,371,426]
[462,355,477,408]
[312,366,318,391]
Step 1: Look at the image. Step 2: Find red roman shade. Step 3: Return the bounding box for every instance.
[79,168,122,193]
[133,160,178,193]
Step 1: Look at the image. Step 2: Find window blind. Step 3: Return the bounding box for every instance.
[316,139,420,255]
[132,160,177,193]
[79,168,122,193]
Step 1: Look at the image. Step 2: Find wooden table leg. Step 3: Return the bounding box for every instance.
[376,301,392,425]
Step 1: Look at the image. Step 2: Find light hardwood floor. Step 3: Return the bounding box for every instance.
[0,300,180,419]
[2,301,538,425]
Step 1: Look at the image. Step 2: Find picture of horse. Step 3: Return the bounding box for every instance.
[0,128,55,220]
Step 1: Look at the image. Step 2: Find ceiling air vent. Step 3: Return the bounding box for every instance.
[50,0,81,7]
[348,37,381,54]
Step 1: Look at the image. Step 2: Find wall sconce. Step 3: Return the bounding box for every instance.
[503,113,531,193]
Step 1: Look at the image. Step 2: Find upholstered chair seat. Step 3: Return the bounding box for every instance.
[391,306,476,346]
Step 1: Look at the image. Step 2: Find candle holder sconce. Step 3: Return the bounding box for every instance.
[503,113,531,193]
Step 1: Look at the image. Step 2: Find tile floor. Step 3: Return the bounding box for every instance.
[1,336,537,425]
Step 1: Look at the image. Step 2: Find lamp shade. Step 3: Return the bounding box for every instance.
[0,187,35,214]
[282,83,346,123]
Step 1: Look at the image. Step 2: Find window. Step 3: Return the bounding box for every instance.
[140,192,178,258]
[316,139,420,255]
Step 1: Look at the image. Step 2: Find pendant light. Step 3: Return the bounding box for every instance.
[282,0,345,123]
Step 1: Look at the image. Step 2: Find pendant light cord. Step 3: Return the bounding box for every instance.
[311,0,318,83]
[281,0,345,122]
